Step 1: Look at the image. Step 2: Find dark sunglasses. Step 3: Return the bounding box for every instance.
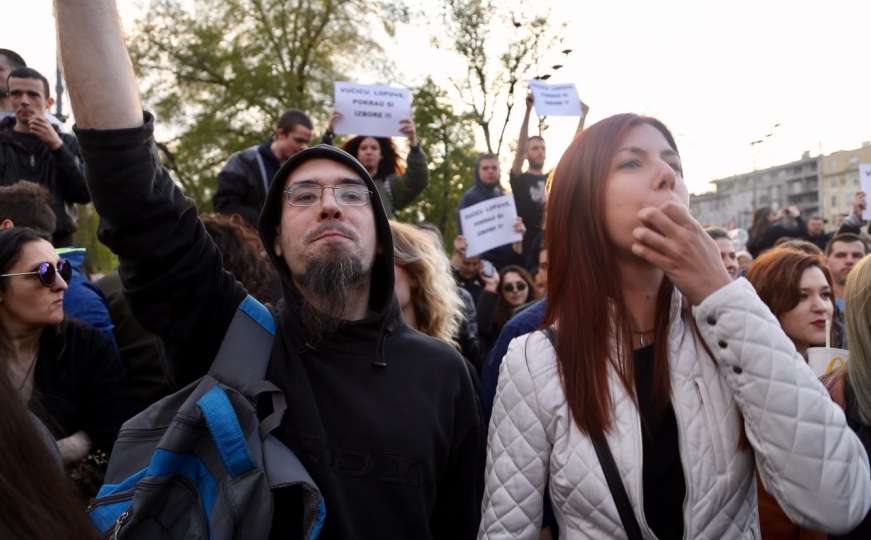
[502,281,527,293]
[0,259,72,287]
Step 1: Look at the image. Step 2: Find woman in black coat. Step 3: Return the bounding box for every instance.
[0,228,131,470]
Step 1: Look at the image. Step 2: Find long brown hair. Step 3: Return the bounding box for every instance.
[0,368,99,539]
[543,113,680,438]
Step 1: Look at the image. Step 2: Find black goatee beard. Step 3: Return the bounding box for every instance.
[296,249,367,343]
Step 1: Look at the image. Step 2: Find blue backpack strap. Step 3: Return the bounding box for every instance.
[197,386,256,477]
[209,294,275,388]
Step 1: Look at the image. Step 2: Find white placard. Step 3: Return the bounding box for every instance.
[860,163,871,220]
[459,195,523,257]
[333,82,412,138]
[528,80,582,117]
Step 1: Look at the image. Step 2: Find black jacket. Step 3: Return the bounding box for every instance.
[76,114,484,540]
[213,142,282,226]
[31,318,132,455]
[0,117,90,245]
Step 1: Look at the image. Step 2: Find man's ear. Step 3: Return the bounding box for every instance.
[46,96,55,109]
[274,127,286,140]
[0,219,14,230]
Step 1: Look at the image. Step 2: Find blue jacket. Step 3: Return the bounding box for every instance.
[57,247,116,349]
[481,298,546,420]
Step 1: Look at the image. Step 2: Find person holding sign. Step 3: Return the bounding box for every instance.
[511,93,588,268]
[322,111,428,217]
[480,113,871,539]
[458,155,525,272]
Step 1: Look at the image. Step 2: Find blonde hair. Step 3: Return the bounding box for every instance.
[844,254,871,424]
[390,221,463,346]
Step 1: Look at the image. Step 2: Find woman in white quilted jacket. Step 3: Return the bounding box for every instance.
[479,113,871,540]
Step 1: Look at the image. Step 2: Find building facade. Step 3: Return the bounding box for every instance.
[691,152,820,230]
[819,143,871,223]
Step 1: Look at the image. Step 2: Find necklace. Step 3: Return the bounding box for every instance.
[632,328,655,347]
[15,351,38,392]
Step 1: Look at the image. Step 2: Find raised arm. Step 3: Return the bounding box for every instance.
[55,0,141,130]
[56,0,247,385]
[511,94,534,176]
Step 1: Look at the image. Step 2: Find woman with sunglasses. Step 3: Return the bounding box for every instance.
[0,227,130,478]
[477,264,534,360]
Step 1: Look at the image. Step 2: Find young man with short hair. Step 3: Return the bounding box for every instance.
[0,66,89,246]
[214,109,314,226]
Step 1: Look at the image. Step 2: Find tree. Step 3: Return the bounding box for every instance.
[128,0,407,209]
[440,0,566,156]
[395,78,479,245]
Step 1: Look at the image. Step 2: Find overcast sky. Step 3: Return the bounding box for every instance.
[6,0,871,194]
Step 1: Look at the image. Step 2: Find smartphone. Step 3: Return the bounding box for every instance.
[481,260,494,278]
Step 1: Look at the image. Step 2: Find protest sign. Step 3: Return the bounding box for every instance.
[860,163,871,220]
[528,80,582,117]
[459,195,523,257]
[333,82,412,138]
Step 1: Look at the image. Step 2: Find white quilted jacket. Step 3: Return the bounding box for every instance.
[479,279,871,539]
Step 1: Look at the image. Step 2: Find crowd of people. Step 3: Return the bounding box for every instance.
[2,3,871,538]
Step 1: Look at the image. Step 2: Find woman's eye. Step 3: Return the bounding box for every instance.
[822,292,832,300]
[619,159,642,169]
[669,162,683,174]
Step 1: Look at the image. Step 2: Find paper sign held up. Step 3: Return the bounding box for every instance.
[860,164,871,220]
[333,82,412,138]
[528,80,582,117]
[459,195,523,258]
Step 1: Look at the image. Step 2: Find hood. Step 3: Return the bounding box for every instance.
[257,144,396,319]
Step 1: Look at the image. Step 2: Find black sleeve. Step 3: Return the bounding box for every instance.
[430,358,485,539]
[75,113,247,387]
[77,323,133,454]
[54,134,91,204]
[321,130,335,146]
[213,157,261,227]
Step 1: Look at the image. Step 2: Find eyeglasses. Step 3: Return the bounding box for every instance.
[0,259,72,287]
[502,281,527,293]
[284,185,372,207]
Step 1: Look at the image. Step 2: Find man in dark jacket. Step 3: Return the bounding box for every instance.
[0,67,89,246]
[213,110,314,226]
[457,154,525,271]
[57,3,483,538]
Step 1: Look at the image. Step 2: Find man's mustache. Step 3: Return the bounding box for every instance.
[304,223,359,244]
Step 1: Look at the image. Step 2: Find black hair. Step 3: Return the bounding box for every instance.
[0,49,25,69]
[7,67,49,99]
[0,228,50,296]
[528,135,545,144]
[276,109,313,132]
[0,181,57,236]
[342,136,403,179]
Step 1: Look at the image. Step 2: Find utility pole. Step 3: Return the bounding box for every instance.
[54,55,66,123]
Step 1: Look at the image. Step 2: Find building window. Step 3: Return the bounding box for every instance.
[832,195,838,207]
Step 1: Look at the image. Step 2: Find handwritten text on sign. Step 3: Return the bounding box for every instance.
[334,82,412,138]
[528,80,582,117]
[459,195,523,258]
[860,164,871,220]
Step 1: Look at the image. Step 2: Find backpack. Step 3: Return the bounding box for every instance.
[88,295,326,539]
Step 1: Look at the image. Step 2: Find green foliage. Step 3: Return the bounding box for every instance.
[129,0,404,209]
[395,78,478,246]
[73,204,118,275]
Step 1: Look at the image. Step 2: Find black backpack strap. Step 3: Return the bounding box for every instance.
[542,326,644,540]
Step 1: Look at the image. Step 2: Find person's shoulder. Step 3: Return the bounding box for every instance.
[503,330,557,377]
[505,299,546,332]
[393,325,467,373]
